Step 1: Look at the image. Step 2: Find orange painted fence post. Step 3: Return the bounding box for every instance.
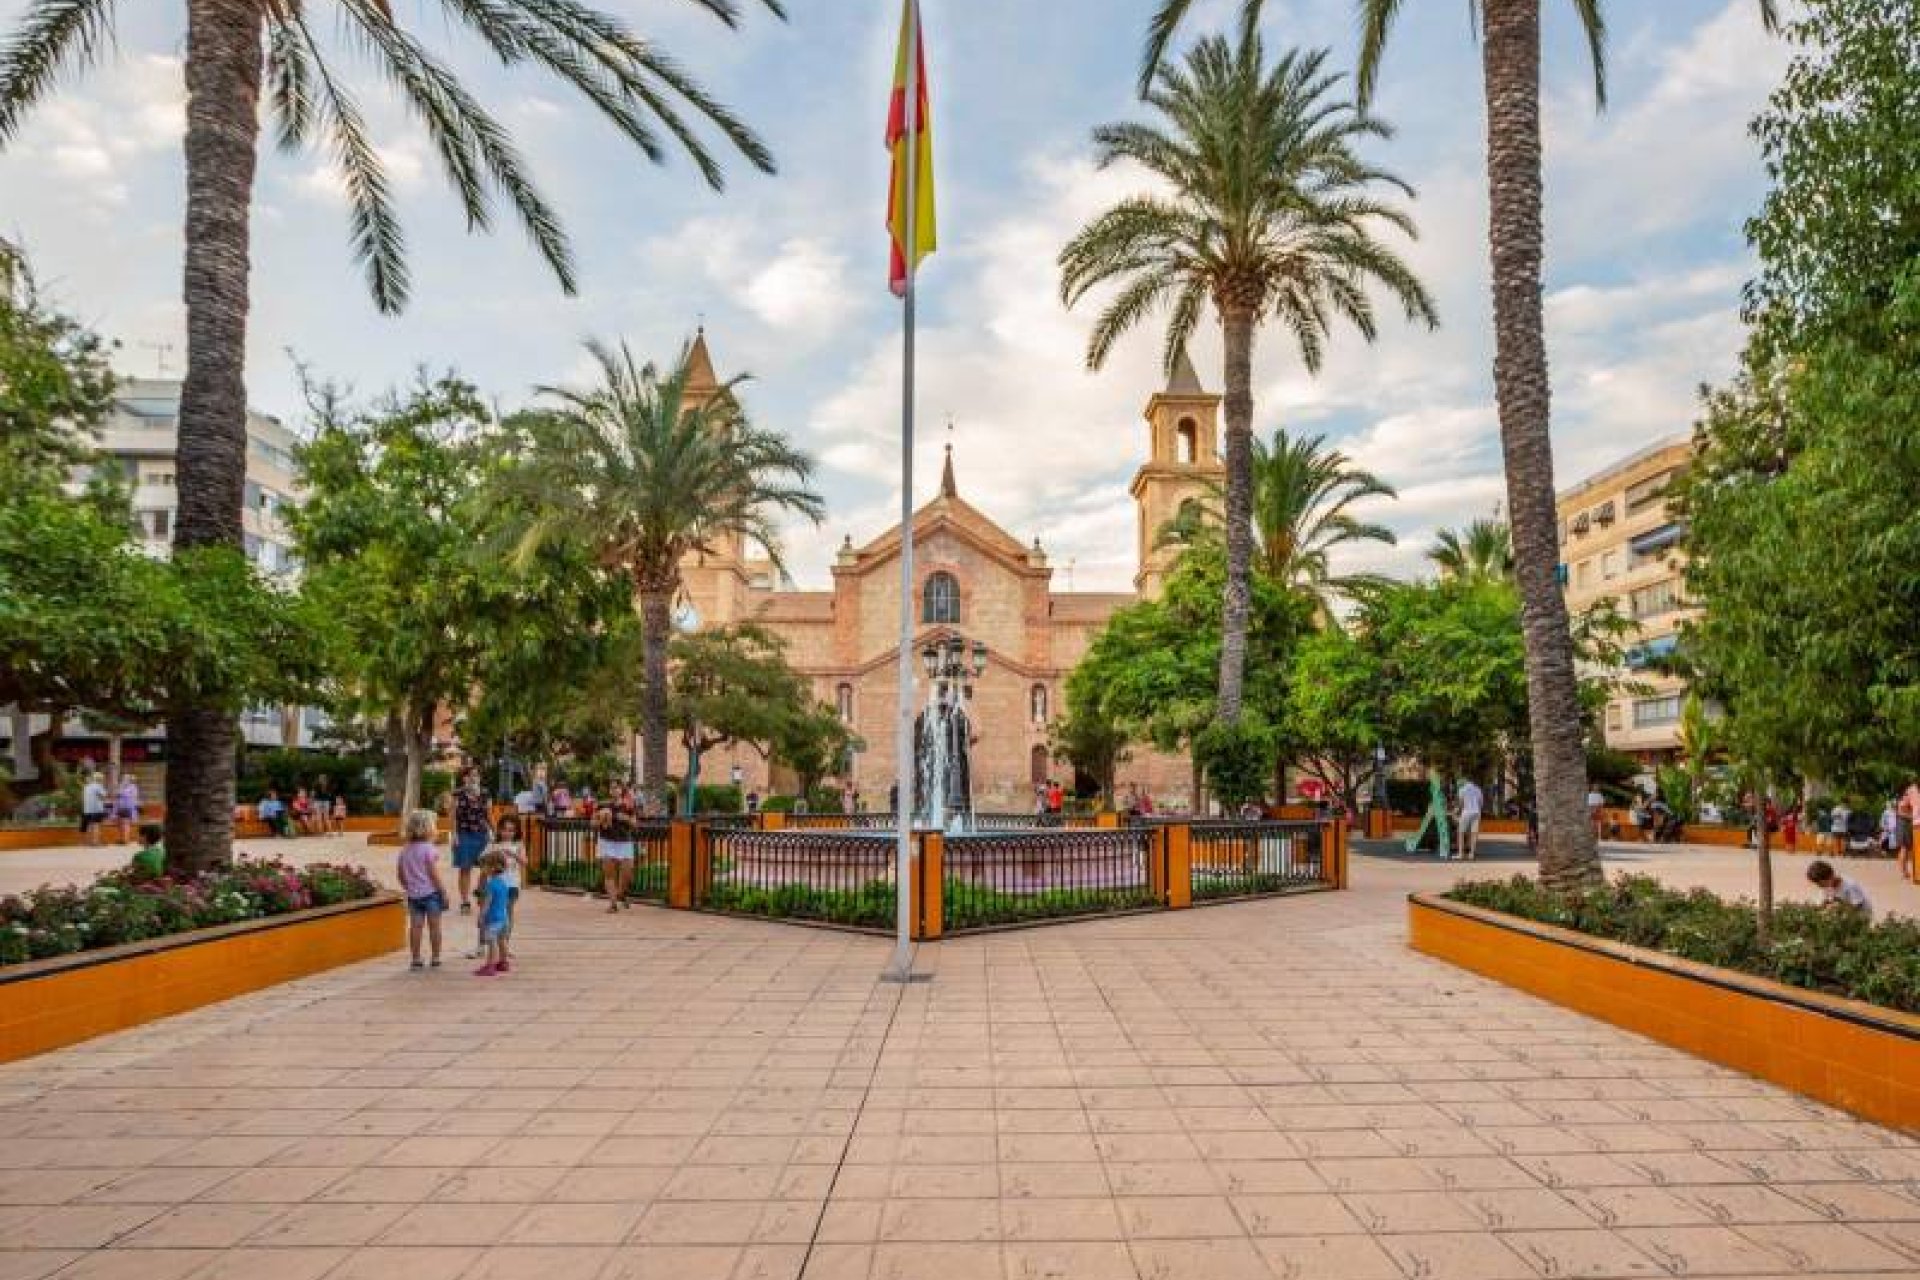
[1165,822,1192,910]
[691,823,714,908]
[1095,811,1120,830]
[668,820,695,910]
[915,831,944,941]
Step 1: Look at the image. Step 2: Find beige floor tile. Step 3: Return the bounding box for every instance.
[184,1246,348,1280]
[114,1203,279,1249]
[313,1166,458,1203]
[1003,1239,1140,1280]
[1501,1229,1666,1278]
[1562,1184,1719,1228]
[1251,1234,1403,1280]
[1734,1222,1920,1272]
[245,1199,409,1247]
[1115,1195,1245,1240]
[1618,1224,1805,1275]
[500,1200,646,1245]
[631,1201,766,1246]
[32,1250,212,1280]
[1340,1190,1484,1234]
[1375,1231,1537,1280]
[878,1196,1001,1242]
[375,1200,527,1246]
[1213,1161,1326,1195]
[545,1165,671,1203]
[1127,1235,1274,1280]
[0,1252,82,1280]
[1229,1192,1365,1237]
[870,1241,1001,1280]
[461,1245,617,1280]
[1001,1196,1124,1242]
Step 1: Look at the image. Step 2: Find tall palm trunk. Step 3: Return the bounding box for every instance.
[1216,306,1257,723]
[165,0,264,874]
[1481,0,1598,889]
[638,587,672,798]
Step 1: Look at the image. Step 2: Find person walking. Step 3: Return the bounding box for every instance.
[79,772,107,847]
[112,774,141,845]
[595,782,639,911]
[1455,776,1484,861]
[451,769,492,915]
[1898,777,1918,881]
[1825,800,1851,857]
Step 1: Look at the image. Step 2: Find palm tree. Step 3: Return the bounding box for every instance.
[498,340,822,799]
[1143,0,1777,894]
[1429,518,1513,583]
[1350,0,1777,889]
[1250,430,1396,617]
[1,0,781,866]
[1060,30,1435,727]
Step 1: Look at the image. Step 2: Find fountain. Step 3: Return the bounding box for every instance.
[913,633,985,832]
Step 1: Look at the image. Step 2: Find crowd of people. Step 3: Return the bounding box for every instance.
[398,778,527,976]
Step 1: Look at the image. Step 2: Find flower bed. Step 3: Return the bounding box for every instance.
[1445,875,1920,1015]
[1,859,380,968]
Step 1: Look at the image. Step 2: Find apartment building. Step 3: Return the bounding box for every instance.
[8,379,331,776]
[1557,436,1695,762]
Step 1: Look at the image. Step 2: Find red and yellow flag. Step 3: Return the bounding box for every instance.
[886,0,936,297]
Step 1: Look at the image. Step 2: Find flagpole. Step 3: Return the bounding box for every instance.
[885,0,922,983]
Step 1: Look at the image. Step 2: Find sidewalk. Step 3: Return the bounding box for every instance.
[0,849,1916,1278]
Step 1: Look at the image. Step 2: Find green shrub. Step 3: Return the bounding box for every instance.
[704,878,894,927]
[943,879,1156,924]
[1447,875,1920,1014]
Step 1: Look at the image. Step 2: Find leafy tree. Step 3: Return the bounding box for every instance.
[0,0,782,867]
[0,257,115,489]
[1071,540,1308,810]
[1428,519,1513,584]
[1285,624,1384,812]
[771,701,858,805]
[1687,0,1920,803]
[289,376,513,816]
[669,623,809,802]
[1060,29,1434,729]
[1048,701,1130,807]
[495,340,822,798]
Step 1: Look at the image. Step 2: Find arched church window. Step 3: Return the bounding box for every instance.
[922,571,960,624]
[1176,417,1198,464]
[836,683,854,723]
[1030,684,1048,725]
[1030,744,1050,786]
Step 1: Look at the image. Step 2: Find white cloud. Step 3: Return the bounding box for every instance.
[744,238,856,329]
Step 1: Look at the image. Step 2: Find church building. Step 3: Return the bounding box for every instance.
[673,333,1225,810]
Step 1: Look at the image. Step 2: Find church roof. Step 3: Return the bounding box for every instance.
[685,328,720,392]
[844,451,1035,571]
[939,444,957,498]
[1166,346,1205,396]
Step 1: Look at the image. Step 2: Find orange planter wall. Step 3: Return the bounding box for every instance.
[0,896,404,1065]
[1409,895,1920,1133]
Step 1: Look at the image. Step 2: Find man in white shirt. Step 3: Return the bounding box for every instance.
[1456,778,1485,861]
[80,773,107,847]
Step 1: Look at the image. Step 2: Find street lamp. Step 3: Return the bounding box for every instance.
[675,599,702,816]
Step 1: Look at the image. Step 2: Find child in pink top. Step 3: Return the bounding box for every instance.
[396,809,449,970]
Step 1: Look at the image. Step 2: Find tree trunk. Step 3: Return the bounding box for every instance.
[1481,0,1599,890]
[638,588,672,800]
[1216,307,1256,723]
[6,707,34,784]
[164,0,264,872]
[1755,802,1774,947]
[402,703,431,817]
[382,710,407,815]
[107,733,123,791]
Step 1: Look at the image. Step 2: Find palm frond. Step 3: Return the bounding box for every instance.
[1569,0,1608,110]
[0,0,117,141]
[1353,0,1407,109]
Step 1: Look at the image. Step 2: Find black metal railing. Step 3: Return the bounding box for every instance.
[942,828,1157,932]
[1188,821,1324,900]
[698,828,897,930]
[529,817,671,899]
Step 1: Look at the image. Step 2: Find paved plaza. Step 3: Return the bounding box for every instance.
[1,842,1917,1279]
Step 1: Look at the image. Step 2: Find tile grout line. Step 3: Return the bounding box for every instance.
[793,951,912,1279]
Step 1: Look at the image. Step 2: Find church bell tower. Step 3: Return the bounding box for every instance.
[1128,348,1225,598]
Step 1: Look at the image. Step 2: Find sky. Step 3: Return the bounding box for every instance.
[0,0,1789,591]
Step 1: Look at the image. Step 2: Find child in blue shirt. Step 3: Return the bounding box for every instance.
[473,851,513,977]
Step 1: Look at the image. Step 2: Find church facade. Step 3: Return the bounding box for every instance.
[672,334,1225,810]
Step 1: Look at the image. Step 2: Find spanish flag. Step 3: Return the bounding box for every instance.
[886,0,935,297]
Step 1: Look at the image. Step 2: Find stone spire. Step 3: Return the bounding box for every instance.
[939,442,957,497]
[685,327,720,393]
[1166,346,1204,396]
